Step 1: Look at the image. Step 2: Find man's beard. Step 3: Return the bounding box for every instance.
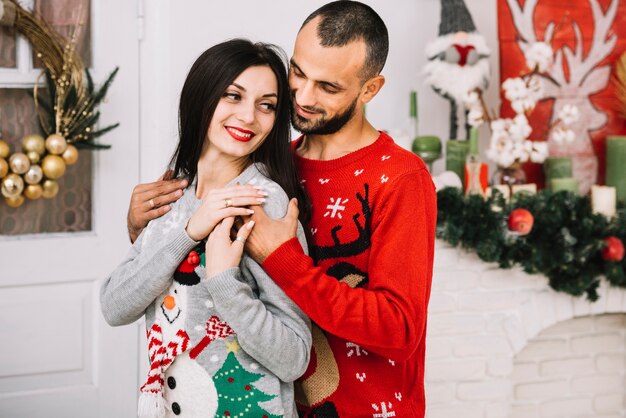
[291,94,358,135]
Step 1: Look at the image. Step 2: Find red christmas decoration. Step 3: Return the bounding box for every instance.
[601,236,625,262]
[498,0,626,190]
[508,208,534,235]
[187,250,200,266]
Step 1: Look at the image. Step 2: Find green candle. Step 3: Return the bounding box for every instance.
[544,157,572,185]
[446,139,469,185]
[606,136,626,204]
[413,135,442,163]
[550,177,579,193]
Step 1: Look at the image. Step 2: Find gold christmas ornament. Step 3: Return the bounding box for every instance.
[21,134,46,155]
[62,144,79,165]
[1,173,25,198]
[5,195,25,208]
[24,164,44,185]
[45,134,68,155]
[27,151,40,164]
[8,152,31,175]
[41,155,66,179]
[42,179,59,199]
[0,158,8,178]
[24,184,43,200]
[0,139,9,159]
[0,2,118,208]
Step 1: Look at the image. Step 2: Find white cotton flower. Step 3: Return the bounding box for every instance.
[463,91,480,109]
[490,118,508,134]
[524,42,554,72]
[498,152,516,168]
[503,77,529,102]
[511,98,536,114]
[558,104,580,126]
[551,128,575,144]
[529,141,549,163]
[509,114,532,140]
[467,108,485,127]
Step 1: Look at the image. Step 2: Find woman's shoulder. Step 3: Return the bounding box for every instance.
[245,163,290,219]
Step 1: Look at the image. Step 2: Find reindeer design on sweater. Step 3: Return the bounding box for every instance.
[297,184,372,418]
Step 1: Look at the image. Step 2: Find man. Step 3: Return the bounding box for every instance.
[127,2,436,416]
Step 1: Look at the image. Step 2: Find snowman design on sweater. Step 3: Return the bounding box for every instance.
[101,164,311,418]
[140,244,281,418]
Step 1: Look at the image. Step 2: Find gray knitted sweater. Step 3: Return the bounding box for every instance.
[100,163,311,418]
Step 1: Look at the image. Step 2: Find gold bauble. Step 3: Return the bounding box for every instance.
[0,158,8,178]
[0,139,9,159]
[24,184,43,200]
[21,134,46,155]
[24,164,44,185]
[1,173,25,198]
[62,144,79,165]
[42,179,59,199]
[41,155,66,179]
[9,152,31,174]
[45,134,68,155]
[5,195,25,208]
[27,151,40,164]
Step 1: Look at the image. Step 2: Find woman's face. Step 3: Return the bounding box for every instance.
[205,65,279,161]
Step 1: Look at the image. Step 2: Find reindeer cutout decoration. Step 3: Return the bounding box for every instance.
[501,0,621,193]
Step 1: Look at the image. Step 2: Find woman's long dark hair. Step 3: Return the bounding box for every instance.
[169,39,310,224]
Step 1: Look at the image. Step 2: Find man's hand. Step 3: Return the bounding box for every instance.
[127,171,188,243]
[245,198,299,264]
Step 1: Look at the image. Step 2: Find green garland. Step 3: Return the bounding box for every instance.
[436,187,626,301]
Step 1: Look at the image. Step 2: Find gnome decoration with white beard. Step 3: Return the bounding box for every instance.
[424,0,491,140]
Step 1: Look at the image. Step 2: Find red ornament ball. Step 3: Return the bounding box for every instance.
[601,236,625,262]
[507,208,534,235]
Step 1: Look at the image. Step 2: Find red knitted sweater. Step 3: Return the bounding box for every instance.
[262,132,437,417]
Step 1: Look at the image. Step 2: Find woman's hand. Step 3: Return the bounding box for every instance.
[186,184,266,241]
[205,216,255,278]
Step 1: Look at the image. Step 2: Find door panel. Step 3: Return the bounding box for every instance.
[0,1,141,417]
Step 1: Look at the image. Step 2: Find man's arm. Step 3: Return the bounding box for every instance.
[127,173,188,242]
[247,169,437,362]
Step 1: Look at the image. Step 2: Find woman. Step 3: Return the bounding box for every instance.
[101,39,311,418]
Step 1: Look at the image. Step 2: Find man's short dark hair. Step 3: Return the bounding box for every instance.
[301,1,389,81]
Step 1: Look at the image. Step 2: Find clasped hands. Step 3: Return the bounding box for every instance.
[127,174,300,277]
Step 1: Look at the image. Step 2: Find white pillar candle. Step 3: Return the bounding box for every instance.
[591,185,616,218]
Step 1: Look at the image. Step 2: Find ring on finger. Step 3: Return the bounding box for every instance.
[149,198,156,209]
[224,198,232,208]
[235,236,246,244]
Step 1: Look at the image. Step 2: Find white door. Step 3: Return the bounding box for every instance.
[0,1,141,417]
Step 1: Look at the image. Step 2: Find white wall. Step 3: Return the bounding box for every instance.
[139,0,500,181]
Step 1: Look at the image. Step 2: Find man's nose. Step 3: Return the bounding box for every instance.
[294,80,317,108]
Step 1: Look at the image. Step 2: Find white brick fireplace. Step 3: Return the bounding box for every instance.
[426,241,626,418]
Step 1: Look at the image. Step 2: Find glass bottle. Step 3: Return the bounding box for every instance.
[464,127,488,197]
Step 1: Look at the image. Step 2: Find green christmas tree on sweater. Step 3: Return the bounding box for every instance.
[213,350,280,418]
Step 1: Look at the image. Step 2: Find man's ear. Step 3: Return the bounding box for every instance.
[361,75,385,104]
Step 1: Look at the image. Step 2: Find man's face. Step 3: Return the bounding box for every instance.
[289,18,367,135]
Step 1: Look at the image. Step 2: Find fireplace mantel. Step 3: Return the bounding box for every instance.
[425,240,626,418]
